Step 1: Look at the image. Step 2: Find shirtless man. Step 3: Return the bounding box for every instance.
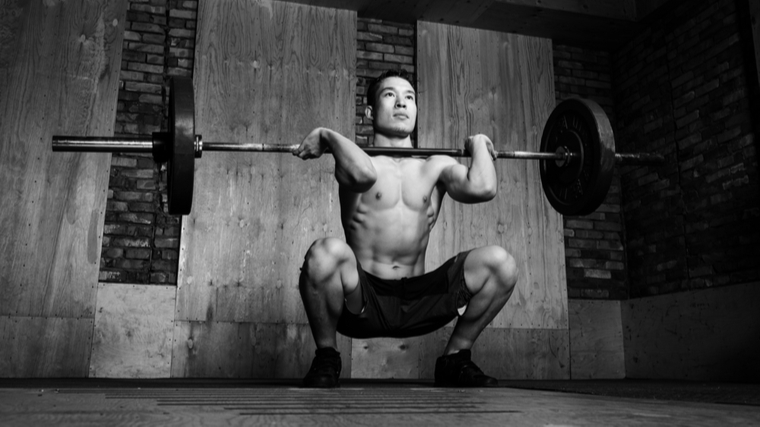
[294,70,518,388]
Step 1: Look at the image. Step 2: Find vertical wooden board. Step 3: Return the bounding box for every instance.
[89,284,176,379]
[622,283,760,382]
[0,316,94,377]
[178,0,356,325]
[171,321,255,378]
[515,34,568,330]
[0,0,126,318]
[568,299,624,379]
[351,337,420,379]
[417,22,565,330]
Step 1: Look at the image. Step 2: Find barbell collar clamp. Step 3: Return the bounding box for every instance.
[195,135,203,159]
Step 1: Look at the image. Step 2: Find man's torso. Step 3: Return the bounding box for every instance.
[339,155,456,279]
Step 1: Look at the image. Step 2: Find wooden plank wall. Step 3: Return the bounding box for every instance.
[622,282,760,382]
[0,0,126,377]
[174,0,356,378]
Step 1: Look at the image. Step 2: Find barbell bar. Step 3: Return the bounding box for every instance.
[52,77,664,216]
[51,137,664,163]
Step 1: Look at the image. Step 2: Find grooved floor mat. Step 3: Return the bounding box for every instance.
[1,380,759,426]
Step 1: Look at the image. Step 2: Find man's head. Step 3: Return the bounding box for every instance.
[365,70,417,139]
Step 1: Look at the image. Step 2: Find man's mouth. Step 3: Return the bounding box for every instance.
[394,113,408,119]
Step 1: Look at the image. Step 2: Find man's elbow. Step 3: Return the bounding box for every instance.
[479,184,498,201]
[471,183,498,203]
[356,165,377,189]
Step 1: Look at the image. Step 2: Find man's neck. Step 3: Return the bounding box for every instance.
[373,133,413,148]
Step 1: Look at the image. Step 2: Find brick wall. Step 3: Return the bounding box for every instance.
[356,19,416,146]
[100,0,197,285]
[613,0,760,297]
[554,46,628,299]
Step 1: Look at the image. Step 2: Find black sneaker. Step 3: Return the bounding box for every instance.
[434,349,498,387]
[302,347,341,388]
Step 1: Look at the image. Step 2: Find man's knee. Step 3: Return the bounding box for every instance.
[302,237,352,286]
[470,245,518,294]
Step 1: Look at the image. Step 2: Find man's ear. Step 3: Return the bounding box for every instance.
[364,106,373,120]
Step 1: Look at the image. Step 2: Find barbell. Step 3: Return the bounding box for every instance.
[52,77,663,216]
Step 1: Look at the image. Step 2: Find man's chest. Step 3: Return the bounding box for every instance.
[363,157,441,211]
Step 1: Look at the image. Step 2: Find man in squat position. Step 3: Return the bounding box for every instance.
[294,70,518,388]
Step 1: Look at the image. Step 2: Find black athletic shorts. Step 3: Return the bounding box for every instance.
[336,251,473,339]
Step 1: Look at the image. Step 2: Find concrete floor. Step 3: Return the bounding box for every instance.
[1,381,759,426]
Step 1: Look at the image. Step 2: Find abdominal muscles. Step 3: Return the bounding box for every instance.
[345,197,437,278]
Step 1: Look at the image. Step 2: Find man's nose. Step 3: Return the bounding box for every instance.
[396,98,406,108]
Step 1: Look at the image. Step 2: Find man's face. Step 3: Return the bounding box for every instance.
[368,76,417,138]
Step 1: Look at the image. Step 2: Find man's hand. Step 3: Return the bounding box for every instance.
[294,128,329,160]
[464,134,497,161]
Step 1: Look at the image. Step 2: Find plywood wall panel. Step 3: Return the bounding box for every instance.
[569,299,625,379]
[0,0,126,320]
[349,327,569,380]
[178,0,355,326]
[171,321,254,378]
[250,323,354,379]
[171,321,352,378]
[89,284,176,379]
[351,337,420,379]
[0,316,94,377]
[417,22,566,330]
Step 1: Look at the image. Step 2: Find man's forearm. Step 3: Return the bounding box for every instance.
[466,143,498,198]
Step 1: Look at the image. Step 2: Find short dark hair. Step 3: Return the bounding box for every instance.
[366,70,415,108]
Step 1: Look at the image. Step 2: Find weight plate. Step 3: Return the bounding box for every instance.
[539,98,615,216]
[168,77,195,215]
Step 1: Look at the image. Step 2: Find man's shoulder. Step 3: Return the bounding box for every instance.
[425,154,459,168]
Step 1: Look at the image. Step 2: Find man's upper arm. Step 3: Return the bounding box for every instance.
[334,146,377,193]
[438,158,476,203]
[438,157,496,204]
